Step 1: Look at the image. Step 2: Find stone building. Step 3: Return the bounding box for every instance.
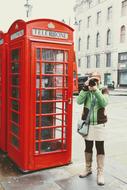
[74,0,127,87]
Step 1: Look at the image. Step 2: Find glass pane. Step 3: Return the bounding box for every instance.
[12,100,19,111]
[36,103,40,114]
[36,129,39,140]
[56,115,63,126]
[12,87,19,98]
[41,127,62,140]
[36,115,64,127]
[36,77,65,89]
[42,63,67,75]
[11,49,19,60]
[41,128,53,140]
[12,112,19,123]
[36,62,40,74]
[42,76,52,88]
[36,115,56,127]
[65,52,68,62]
[12,75,19,85]
[42,49,64,62]
[11,123,19,135]
[36,142,39,152]
[40,102,62,114]
[11,136,19,148]
[36,76,41,88]
[36,89,63,100]
[40,115,54,127]
[11,62,19,73]
[36,102,53,114]
[38,76,63,88]
[40,140,62,152]
[36,116,40,127]
[36,48,41,60]
[64,102,67,112]
[43,63,55,74]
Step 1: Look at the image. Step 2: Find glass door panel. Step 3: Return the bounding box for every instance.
[9,48,21,149]
[0,53,2,131]
[35,48,68,154]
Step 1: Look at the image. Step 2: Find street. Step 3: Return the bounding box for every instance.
[0,93,127,190]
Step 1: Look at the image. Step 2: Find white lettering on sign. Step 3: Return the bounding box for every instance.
[32,29,68,39]
[11,29,24,40]
[0,39,4,45]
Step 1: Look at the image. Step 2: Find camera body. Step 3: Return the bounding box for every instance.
[89,79,97,87]
[82,78,98,91]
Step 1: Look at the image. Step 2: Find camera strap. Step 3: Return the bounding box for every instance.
[85,96,96,124]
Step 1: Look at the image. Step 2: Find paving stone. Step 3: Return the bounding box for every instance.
[56,172,127,190]
[1,181,61,190]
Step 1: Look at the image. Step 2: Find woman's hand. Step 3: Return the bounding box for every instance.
[88,85,97,91]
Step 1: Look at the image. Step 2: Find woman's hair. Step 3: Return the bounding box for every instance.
[89,71,101,81]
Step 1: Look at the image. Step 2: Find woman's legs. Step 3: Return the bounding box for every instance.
[95,141,105,185]
[95,141,105,155]
[79,140,93,178]
[85,140,94,153]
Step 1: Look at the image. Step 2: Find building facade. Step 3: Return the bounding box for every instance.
[74,0,127,87]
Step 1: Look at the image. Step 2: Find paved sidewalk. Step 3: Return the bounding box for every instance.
[109,88,127,96]
[0,157,127,190]
[0,93,127,190]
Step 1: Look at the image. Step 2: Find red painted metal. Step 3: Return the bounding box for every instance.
[73,52,78,94]
[7,19,74,171]
[0,31,8,152]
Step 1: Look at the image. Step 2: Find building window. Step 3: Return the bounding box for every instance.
[107,29,111,45]
[87,35,90,49]
[118,52,127,62]
[95,54,100,68]
[88,0,92,8]
[104,73,112,86]
[96,32,100,47]
[86,56,90,68]
[107,6,112,20]
[78,59,81,67]
[87,16,91,28]
[106,53,111,67]
[97,11,101,25]
[78,20,82,31]
[120,25,126,43]
[121,0,127,16]
[78,38,81,51]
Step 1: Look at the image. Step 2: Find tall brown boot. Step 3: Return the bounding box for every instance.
[97,154,105,185]
[79,152,92,178]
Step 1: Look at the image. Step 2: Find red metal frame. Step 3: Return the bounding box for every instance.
[73,52,78,94]
[7,19,74,171]
[0,31,8,152]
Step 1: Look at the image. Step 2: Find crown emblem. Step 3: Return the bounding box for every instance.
[48,22,55,29]
[15,24,19,30]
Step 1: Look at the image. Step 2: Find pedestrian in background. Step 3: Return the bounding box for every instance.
[77,72,109,186]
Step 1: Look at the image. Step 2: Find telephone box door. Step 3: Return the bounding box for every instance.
[0,43,7,152]
[30,42,73,169]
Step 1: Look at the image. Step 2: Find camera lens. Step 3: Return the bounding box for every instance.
[89,79,97,87]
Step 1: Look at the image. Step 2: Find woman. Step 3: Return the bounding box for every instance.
[77,72,109,186]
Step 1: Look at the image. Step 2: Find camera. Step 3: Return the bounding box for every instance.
[89,79,98,87]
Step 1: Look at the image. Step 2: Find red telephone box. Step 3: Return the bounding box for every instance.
[0,31,8,152]
[7,19,74,171]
